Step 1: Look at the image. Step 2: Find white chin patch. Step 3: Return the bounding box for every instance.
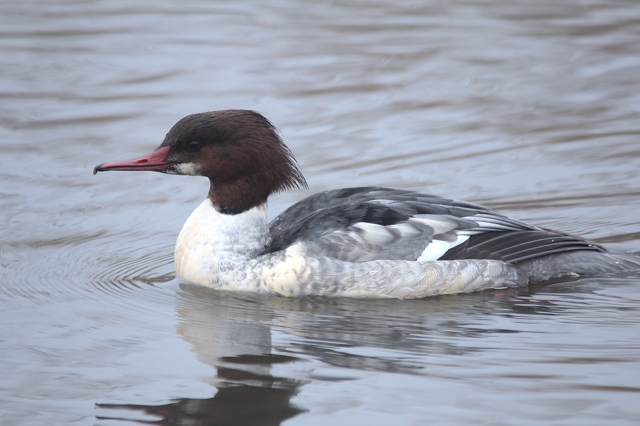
[173,163,202,176]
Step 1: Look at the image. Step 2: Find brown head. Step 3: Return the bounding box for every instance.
[94,110,307,214]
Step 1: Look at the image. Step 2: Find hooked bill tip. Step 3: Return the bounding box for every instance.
[93,164,105,175]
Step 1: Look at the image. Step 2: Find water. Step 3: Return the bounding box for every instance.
[2,0,640,424]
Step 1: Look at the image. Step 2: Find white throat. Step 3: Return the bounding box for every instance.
[174,200,269,286]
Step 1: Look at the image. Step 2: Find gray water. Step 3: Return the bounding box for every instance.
[2,1,640,424]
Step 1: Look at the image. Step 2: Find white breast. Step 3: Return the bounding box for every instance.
[174,200,270,288]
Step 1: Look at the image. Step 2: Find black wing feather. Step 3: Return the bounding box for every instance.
[439,230,606,263]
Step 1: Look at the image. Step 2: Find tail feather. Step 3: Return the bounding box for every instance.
[518,251,640,283]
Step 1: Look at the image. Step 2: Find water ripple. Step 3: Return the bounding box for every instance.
[1,230,177,308]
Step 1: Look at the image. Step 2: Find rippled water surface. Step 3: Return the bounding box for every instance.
[2,1,640,424]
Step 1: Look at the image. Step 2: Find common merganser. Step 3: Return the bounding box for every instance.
[94,110,640,298]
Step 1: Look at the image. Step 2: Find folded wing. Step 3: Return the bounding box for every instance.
[264,187,606,263]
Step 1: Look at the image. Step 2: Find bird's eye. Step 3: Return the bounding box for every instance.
[186,140,201,152]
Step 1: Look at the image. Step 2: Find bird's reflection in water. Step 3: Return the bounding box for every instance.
[96,285,307,426]
[96,278,603,424]
[96,356,305,426]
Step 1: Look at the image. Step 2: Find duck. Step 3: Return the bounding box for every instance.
[94,110,640,298]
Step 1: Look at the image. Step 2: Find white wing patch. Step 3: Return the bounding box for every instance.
[410,214,460,234]
[417,235,469,262]
[350,217,471,262]
[352,222,396,245]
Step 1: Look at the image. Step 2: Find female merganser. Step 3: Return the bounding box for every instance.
[94,110,640,298]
